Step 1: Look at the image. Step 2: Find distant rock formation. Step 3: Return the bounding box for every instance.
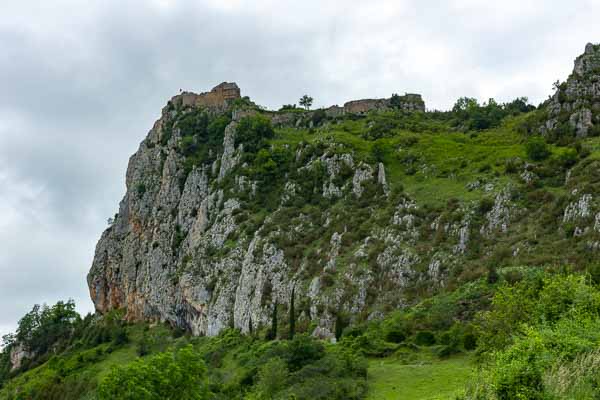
[87,49,600,339]
[86,83,429,338]
[343,93,425,114]
[9,344,32,371]
[542,43,600,138]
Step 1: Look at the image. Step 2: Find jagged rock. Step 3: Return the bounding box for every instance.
[325,232,343,271]
[481,189,511,235]
[343,94,425,114]
[9,344,33,371]
[569,108,593,137]
[594,213,600,232]
[542,43,600,138]
[86,73,597,339]
[563,194,593,223]
[378,163,389,195]
[218,122,240,180]
[352,163,374,197]
[454,223,470,254]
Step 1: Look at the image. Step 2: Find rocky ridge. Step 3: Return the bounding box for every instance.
[542,43,600,138]
[88,44,600,339]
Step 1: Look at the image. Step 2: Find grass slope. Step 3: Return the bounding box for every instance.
[367,353,474,400]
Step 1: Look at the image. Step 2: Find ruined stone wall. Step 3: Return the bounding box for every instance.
[172,82,241,110]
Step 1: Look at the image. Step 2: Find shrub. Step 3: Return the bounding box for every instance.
[558,148,578,168]
[311,109,327,126]
[414,331,436,346]
[136,183,146,196]
[487,266,500,284]
[463,333,477,351]
[371,141,387,162]
[235,114,275,154]
[504,158,520,174]
[525,137,551,161]
[252,357,289,398]
[478,197,495,215]
[284,335,325,372]
[384,328,406,344]
[97,345,210,400]
[112,328,129,346]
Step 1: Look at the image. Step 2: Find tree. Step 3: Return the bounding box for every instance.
[16,300,80,355]
[235,115,275,154]
[253,357,289,398]
[299,95,313,110]
[525,137,551,161]
[1,334,15,349]
[553,80,562,91]
[267,302,278,340]
[98,345,210,400]
[289,287,296,340]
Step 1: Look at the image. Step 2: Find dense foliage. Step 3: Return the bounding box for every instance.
[450,97,535,131]
[6,87,600,399]
[97,345,210,400]
[462,269,600,399]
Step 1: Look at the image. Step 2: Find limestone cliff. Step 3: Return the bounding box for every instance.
[88,47,600,339]
[542,43,600,138]
[87,83,436,338]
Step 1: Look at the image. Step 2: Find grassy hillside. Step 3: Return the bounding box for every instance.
[3,267,600,399]
[4,96,600,398]
[367,354,474,400]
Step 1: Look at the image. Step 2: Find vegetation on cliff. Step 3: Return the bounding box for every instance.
[4,267,600,398]
[6,43,600,399]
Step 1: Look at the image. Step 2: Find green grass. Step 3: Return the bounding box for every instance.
[271,114,537,208]
[366,353,474,400]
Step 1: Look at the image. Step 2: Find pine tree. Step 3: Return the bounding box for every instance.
[268,302,278,340]
[289,287,296,340]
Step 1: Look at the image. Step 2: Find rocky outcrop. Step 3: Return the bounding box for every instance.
[542,43,600,138]
[343,93,425,114]
[9,344,32,371]
[268,93,426,128]
[86,82,436,337]
[89,71,600,338]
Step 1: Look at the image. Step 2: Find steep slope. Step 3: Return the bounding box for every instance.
[88,44,600,340]
[542,43,600,139]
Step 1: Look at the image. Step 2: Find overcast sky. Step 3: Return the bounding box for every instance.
[1,0,600,337]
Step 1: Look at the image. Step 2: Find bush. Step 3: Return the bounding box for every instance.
[235,114,275,154]
[252,357,289,398]
[311,109,327,126]
[463,333,477,351]
[384,329,406,344]
[112,328,128,346]
[414,331,436,346]
[558,148,578,168]
[478,197,495,215]
[465,273,600,400]
[525,137,551,161]
[97,345,210,400]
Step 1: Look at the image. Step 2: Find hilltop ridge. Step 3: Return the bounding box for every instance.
[3,42,600,400]
[85,43,600,341]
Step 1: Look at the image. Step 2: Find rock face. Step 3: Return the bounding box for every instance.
[542,43,600,138]
[85,83,437,338]
[9,344,32,371]
[88,74,600,339]
[343,93,425,114]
